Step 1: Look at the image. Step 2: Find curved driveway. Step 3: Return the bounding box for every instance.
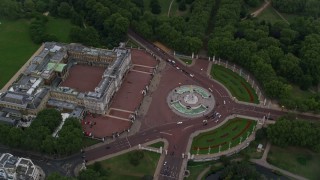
[85,30,320,179]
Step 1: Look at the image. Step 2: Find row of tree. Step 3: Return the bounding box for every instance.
[273,0,320,18]
[206,0,320,112]
[0,109,83,155]
[29,15,58,44]
[267,118,320,152]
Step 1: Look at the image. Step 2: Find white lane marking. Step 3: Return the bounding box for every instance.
[160,132,173,136]
[183,125,193,130]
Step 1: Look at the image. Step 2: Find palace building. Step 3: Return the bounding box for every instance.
[0,42,131,125]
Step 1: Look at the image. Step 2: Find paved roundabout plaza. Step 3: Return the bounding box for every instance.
[167,85,215,118]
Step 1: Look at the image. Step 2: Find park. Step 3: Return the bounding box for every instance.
[0,0,320,180]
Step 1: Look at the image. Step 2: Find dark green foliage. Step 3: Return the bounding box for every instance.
[29,16,58,44]
[128,150,144,166]
[272,0,320,18]
[178,0,187,11]
[219,155,231,166]
[245,0,260,7]
[255,127,267,141]
[78,169,100,180]
[70,26,100,47]
[150,0,161,14]
[0,0,21,19]
[267,118,320,152]
[220,161,261,179]
[0,109,83,156]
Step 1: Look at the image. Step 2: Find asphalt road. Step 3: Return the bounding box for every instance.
[3,30,318,179]
[84,29,320,179]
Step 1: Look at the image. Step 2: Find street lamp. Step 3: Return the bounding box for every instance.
[239,136,243,145]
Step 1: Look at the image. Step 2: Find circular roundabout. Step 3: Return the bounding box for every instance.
[167,85,215,118]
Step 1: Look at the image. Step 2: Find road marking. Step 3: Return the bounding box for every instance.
[133,64,155,68]
[105,115,131,121]
[160,132,172,136]
[183,125,193,130]
[109,108,134,113]
[131,69,152,74]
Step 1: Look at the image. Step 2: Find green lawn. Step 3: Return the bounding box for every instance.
[211,64,259,103]
[98,150,160,180]
[0,17,73,89]
[191,118,257,154]
[241,139,267,159]
[256,6,284,24]
[0,19,39,88]
[267,145,320,180]
[179,57,192,65]
[289,85,315,99]
[46,17,73,43]
[82,137,101,147]
[126,39,140,48]
[148,141,164,148]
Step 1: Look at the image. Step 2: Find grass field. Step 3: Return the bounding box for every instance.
[98,150,160,179]
[211,64,259,103]
[0,17,73,89]
[191,118,257,154]
[148,141,164,148]
[267,145,320,180]
[256,6,286,24]
[82,137,101,147]
[126,39,140,48]
[0,19,39,89]
[46,16,73,43]
[179,57,192,65]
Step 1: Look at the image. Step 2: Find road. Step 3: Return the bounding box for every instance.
[84,29,320,179]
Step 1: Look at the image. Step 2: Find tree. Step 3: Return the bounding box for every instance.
[78,169,100,180]
[58,2,72,18]
[220,161,261,179]
[128,151,144,166]
[255,128,267,141]
[305,0,320,18]
[277,53,302,83]
[267,118,320,151]
[8,128,23,148]
[219,155,231,166]
[24,0,35,12]
[0,0,20,19]
[178,0,187,11]
[150,0,161,14]
[272,0,306,13]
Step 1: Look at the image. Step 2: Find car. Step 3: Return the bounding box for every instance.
[189,74,194,77]
[177,121,182,124]
[176,66,180,70]
[171,60,176,64]
[218,114,222,118]
[105,146,111,149]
